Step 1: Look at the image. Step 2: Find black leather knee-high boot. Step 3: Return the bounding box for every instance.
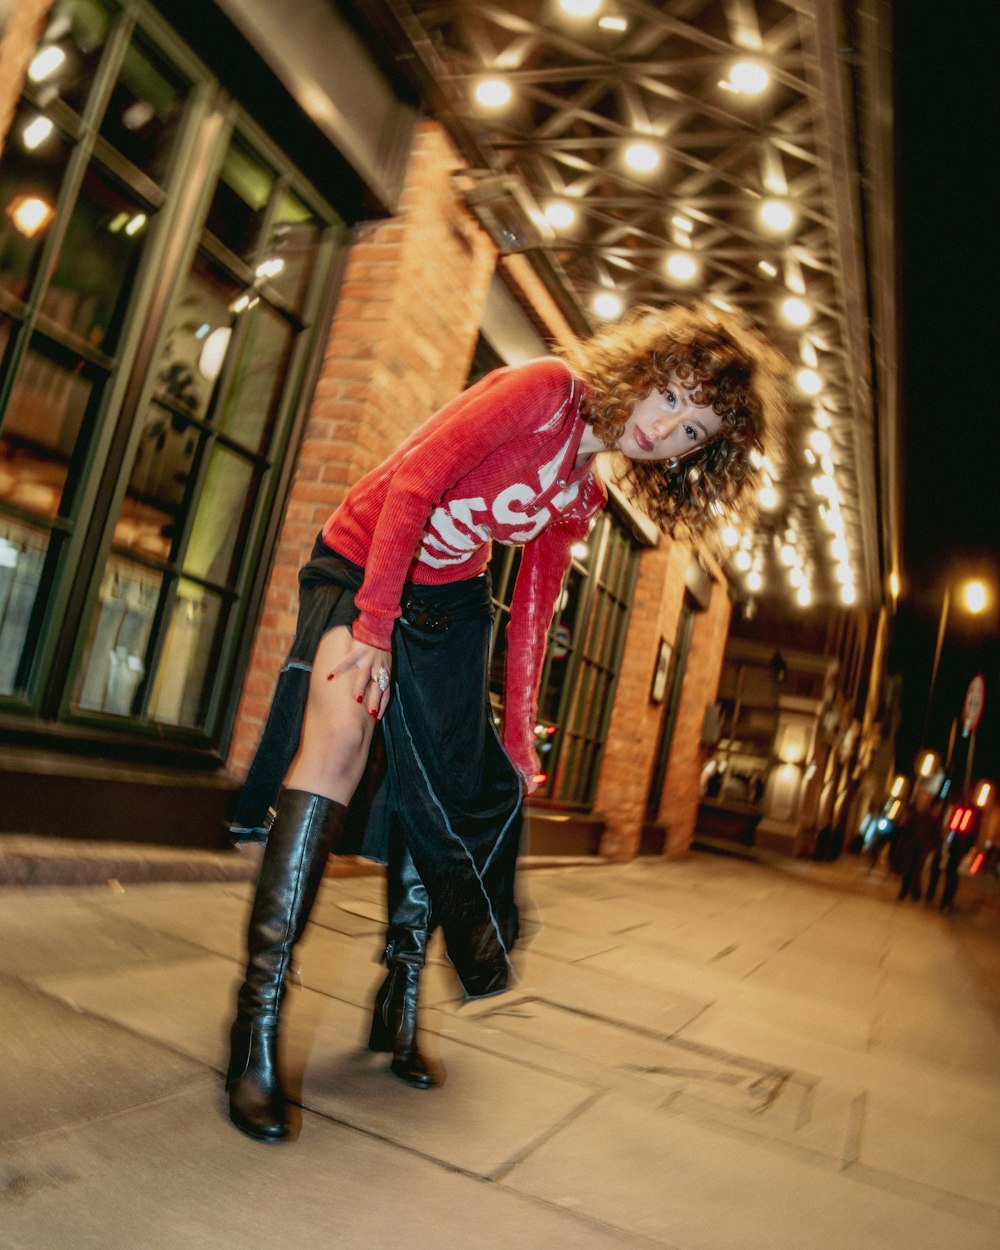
[227,787,347,1141]
[368,837,438,1089]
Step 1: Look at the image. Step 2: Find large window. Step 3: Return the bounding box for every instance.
[0,0,342,749]
[489,509,640,809]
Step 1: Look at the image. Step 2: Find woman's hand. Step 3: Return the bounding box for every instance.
[505,742,543,796]
[327,640,392,721]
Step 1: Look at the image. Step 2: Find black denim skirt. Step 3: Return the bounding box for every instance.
[229,537,523,998]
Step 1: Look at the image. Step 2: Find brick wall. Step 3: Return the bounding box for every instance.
[0,0,54,158]
[227,121,498,777]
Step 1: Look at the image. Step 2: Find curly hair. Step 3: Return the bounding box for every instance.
[557,304,788,539]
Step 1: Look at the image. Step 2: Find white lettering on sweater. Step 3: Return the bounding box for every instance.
[415,430,587,568]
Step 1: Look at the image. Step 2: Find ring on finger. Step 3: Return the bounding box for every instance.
[375,666,390,692]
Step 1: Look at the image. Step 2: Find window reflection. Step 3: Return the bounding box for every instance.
[264,190,322,311]
[0,337,97,517]
[218,302,295,454]
[147,580,224,728]
[74,558,160,715]
[32,0,113,118]
[205,139,274,261]
[99,35,187,183]
[43,161,151,353]
[0,102,71,302]
[0,519,49,695]
[154,251,241,421]
[185,447,256,587]
[114,404,198,560]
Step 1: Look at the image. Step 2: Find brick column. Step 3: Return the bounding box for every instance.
[594,540,687,859]
[658,573,731,858]
[227,121,498,778]
[0,0,54,156]
[594,541,731,861]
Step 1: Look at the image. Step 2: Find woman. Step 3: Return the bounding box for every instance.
[225,303,783,1142]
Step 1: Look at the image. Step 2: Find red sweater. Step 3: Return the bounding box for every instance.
[323,357,607,776]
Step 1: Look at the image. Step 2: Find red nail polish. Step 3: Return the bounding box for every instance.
[370,709,378,719]
[356,694,363,704]
[327,673,335,681]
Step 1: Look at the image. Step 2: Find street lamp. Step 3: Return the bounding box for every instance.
[921,577,991,749]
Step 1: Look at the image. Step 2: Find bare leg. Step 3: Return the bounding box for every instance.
[227,626,380,1142]
[286,625,379,803]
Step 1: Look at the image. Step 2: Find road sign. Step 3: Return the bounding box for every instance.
[962,673,985,733]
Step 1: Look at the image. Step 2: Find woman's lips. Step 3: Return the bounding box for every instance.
[633,426,654,453]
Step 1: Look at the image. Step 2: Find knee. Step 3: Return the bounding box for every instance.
[301,716,371,779]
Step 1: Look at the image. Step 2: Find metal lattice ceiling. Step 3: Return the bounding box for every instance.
[356,0,895,611]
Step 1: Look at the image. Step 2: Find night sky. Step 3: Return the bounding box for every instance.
[890,10,999,780]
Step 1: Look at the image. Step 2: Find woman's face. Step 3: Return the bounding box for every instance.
[617,383,723,463]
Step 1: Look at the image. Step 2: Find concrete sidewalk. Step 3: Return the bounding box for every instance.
[2,851,999,1249]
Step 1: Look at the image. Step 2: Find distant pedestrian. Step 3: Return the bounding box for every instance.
[940,808,978,913]
[896,792,941,901]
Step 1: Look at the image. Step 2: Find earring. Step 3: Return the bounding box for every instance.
[665,456,679,471]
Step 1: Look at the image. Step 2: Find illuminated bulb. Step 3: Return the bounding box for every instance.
[834,563,853,585]
[831,536,849,561]
[759,199,795,233]
[721,524,740,548]
[747,570,763,592]
[6,194,55,238]
[800,340,818,367]
[474,78,512,109]
[559,0,601,16]
[779,544,796,567]
[781,297,811,326]
[571,542,589,559]
[123,213,147,236]
[963,580,988,613]
[749,449,764,469]
[198,327,232,382]
[789,567,804,588]
[796,368,822,396]
[544,201,576,230]
[255,257,285,279]
[889,572,900,598]
[814,409,832,429]
[672,214,693,233]
[666,252,697,281]
[808,429,832,455]
[624,141,660,173]
[758,260,778,277]
[229,293,251,314]
[28,45,66,83]
[729,61,770,95]
[796,584,812,607]
[804,448,816,465]
[812,474,836,498]
[840,583,857,606]
[734,550,752,572]
[22,115,54,150]
[758,483,778,510]
[598,16,628,31]
[592,291,623,319]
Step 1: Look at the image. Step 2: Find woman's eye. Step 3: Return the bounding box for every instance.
[683,424,699,442]
[663,389,676,407]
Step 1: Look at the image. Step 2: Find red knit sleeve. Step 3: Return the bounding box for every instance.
[502,509,596,781]
[352,359,575,650]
